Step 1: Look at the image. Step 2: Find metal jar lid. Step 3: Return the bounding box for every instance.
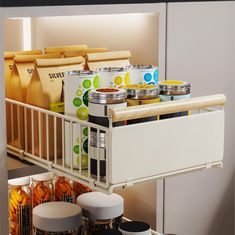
[97,67,128,73]
[130,65,158,70]
[119,221,151,235]
[77,192,124,220]
[89,88,126,104]
[33,202,82,232]
[159,80,190,95]
[125,84,159,100]
[65,70,97,77]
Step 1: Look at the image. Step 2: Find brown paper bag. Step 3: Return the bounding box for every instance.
[8,53,62,151]
[26,57,84,161]
[87,51,131,71]
[4,50,42,148]
[44,45,88,55]
[64,47,108,70]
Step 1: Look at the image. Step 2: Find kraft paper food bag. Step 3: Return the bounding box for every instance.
[4,50,42,98]
[8,53,62,152]
[26,57,84,160]
[4,50,42,148]
[87,51,131,71]
[44,45,88,55]
[64,47,108,70]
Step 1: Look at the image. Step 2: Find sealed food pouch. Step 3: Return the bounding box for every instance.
[44,44,88,55]
[4,50,42,98]
[87,51,131,71]
[26,56,84,160]
[8,53,62,152]
[4,50,42,147]
[64,47,108,70]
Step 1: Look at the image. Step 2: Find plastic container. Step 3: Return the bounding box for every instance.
[31,172,54,208]
[8,176,32,235]
[33,202,82,235]
[119,221,151,235]
[77,192,124,235]
[88,88,127,178]
[125,84,160,124]
[129,65,158,85]
[54,176,75,203]
[159,80,191,119]
[97,67,130,88]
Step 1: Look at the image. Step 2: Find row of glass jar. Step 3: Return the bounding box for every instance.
[87,80,191,179]
[33,192,153,235]
[8,172,92,235]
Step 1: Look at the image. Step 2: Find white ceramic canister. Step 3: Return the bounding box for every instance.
[64,70,100,170]
[77,192,124,235]
[119,221,152,235]
[129,65,158,85]
[97,67,130,88]
[33,202,82,235]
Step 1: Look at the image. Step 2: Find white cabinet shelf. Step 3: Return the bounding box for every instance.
[6,94,226,193]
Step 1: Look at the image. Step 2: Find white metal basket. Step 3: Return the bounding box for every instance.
[6,94,226,193]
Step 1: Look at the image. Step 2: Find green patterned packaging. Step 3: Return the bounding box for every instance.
[64,71,99,169]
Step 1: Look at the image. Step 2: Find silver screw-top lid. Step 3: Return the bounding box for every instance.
[97,67,128,73]
[33,202,82,232]
[65,70,97,77]
[159,80,190,95]
[89,88,126,104]
[125,84,159,100]
[77,192,124,220]
[130,65,158,70]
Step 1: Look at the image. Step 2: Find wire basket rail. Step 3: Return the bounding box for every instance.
[6,94,226,193]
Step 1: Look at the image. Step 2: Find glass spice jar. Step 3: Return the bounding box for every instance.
[33,202,82,235]
[159,80,191,119]
[125,84,160,124]
[8,176,32,235]
[77,192,124,235]
[54,176,75,203]
[31,172,54,208]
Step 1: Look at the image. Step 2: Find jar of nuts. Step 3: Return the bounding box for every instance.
[31,172,54,208]
[8,176,32,235]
